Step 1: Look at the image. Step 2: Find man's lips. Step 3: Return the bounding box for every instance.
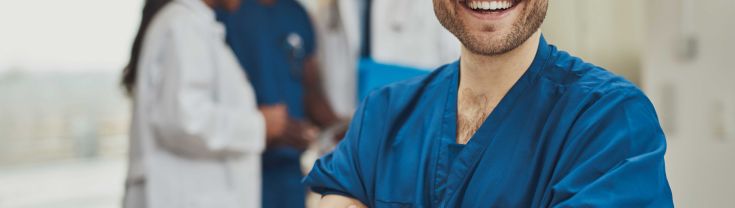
[458,0,522,20]
[463,0,517,11]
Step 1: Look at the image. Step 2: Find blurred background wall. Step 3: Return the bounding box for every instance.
[542,0,646,85]
[0,0,139,207]
[0,0,138,164]
[642,0,735,206]
[0,0,733,207]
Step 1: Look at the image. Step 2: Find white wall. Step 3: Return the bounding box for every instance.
[0,0,140,164]
[0,0,141,72]
[643,0,735,206]
[542,0,646,84]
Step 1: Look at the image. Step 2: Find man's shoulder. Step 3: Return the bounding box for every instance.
[540,47,657,126]
[544,48,644,99]
[348,63,455,152]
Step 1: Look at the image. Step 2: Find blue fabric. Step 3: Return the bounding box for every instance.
[218,0,315,119]
[218,1,315,208]
[303,37,674,207]
[357,58,430,101]
[262,149,306,208]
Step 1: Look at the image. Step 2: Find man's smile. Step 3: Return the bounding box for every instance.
[464,0,516,12]
[458,0,523,20]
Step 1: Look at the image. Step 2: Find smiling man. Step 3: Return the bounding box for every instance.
[303,0,674,207]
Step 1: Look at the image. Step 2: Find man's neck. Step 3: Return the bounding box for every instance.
[455,32,540,144]
[458,32,541,96]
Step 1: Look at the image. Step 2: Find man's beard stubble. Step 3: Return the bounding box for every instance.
[433,0,548,56]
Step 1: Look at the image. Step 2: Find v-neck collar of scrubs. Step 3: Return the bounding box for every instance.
[435,36,553,205]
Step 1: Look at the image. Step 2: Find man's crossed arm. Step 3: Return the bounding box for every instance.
[318,195,367,208]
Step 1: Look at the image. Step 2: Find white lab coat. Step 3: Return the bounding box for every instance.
[371,0,461,69]
[313,0,362,117]
[123,0,265,207]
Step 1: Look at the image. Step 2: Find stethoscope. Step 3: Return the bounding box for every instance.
[283,32,305,80]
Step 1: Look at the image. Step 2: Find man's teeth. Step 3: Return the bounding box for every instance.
[468,1,513,11]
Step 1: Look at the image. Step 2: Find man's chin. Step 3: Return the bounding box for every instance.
[460,32,513,55]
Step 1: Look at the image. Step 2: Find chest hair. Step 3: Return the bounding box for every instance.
[456,88,498,144]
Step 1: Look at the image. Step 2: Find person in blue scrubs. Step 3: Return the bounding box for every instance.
[218,0,342,207]
[304,0,674,207]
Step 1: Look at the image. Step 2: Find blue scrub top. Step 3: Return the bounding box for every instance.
[218,1,316,208]
[218,0,316,119]
[304,37,674,207]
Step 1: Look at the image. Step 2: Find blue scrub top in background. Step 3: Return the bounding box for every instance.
[218,1,316,208]
[218,0,316,119]
[304,37,674,207]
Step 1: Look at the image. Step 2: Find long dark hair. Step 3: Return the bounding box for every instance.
[122,0,173,95]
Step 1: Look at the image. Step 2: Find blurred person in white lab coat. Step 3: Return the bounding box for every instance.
[120,0,287,207]
[371,0,461,69]
[313,0,363,119]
